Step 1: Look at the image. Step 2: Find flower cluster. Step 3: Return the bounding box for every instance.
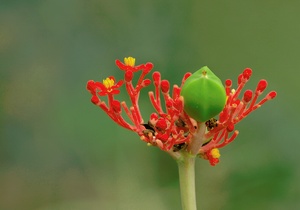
[87,57,276,166]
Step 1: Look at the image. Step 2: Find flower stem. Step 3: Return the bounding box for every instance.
[188,122,206,155]
[177,153,197,210]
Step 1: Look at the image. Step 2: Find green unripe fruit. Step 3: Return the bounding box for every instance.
[180,66,226,122]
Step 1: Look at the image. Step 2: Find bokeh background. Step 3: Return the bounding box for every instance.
[0,0,299,209]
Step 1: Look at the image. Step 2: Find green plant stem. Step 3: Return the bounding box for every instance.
[177,154,197,210]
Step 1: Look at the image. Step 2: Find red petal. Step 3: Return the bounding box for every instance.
[97,82,107,92]
[110,89,120,95]
[115,59,127,70]
[98,90,108,96]
[86,80,96,94]
[114,79,124,88]
[108,76,116,82]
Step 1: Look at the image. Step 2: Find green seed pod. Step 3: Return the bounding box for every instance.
[180,66,226,122]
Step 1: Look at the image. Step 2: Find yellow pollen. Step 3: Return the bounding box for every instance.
[211,148,221,159]
[103,77,115,90]
[124,57,135,67]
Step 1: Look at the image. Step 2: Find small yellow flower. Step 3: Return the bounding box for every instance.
[124,57,135,67]
[103,77,115,90]
[211,148,221,159]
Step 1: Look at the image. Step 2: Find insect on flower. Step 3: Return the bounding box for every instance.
[205,118,218,131]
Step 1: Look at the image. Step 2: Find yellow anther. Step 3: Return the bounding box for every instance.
[211,148,221,159]
[103,77,115,89]
[124,57,135,67]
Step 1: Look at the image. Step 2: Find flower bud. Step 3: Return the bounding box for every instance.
[180,66,226,122]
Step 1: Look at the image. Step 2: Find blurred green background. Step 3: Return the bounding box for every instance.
[0,0,298,209]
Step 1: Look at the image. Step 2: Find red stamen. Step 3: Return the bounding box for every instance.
[112,100,121,113]
[219,109,228,123]
[161,80,170,93]
[232,99,240,106]
[172,85,181,99]
[144,62,154,74]
[242,68,252,80]
[152,71,161,85]
[182,72,192,85]
[225,130,239,144]
[243,90,253,103]
[225,79,232,87]
[156,133,169,142]
[238,73,243,85]
[225,79,232,95]
[142,79,151,87]
[121,101,134,122]
[216,130,239,148]
[268,91,277,99]
[156,118,168,130]
[227,123,235,132]
[166,100,172,108]
[86,80,96,94]
[256,79,268,93]
[174,96,184,111]
[209,158,219,166]
[149,91,163,114]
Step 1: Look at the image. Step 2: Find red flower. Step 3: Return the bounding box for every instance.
[115,56,153,74]
[87,57,277,166]
[205,148,221,166]
[87,76,123,96]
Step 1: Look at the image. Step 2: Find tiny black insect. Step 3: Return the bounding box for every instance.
[172,143,187,152]
[141,122,155,137]
[205,118,218,131]
[175,118,186,127]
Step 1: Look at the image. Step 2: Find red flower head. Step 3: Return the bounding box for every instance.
[200,148,221,166]
[98,76,123,96]
[115,56,153,73]
[87,76,123,96]
[87,57,277,166]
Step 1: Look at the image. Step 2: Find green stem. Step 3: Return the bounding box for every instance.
[177,154,197,210]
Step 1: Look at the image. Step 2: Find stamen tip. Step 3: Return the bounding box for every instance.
[268,91,277,99]
[256,79,268,93]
